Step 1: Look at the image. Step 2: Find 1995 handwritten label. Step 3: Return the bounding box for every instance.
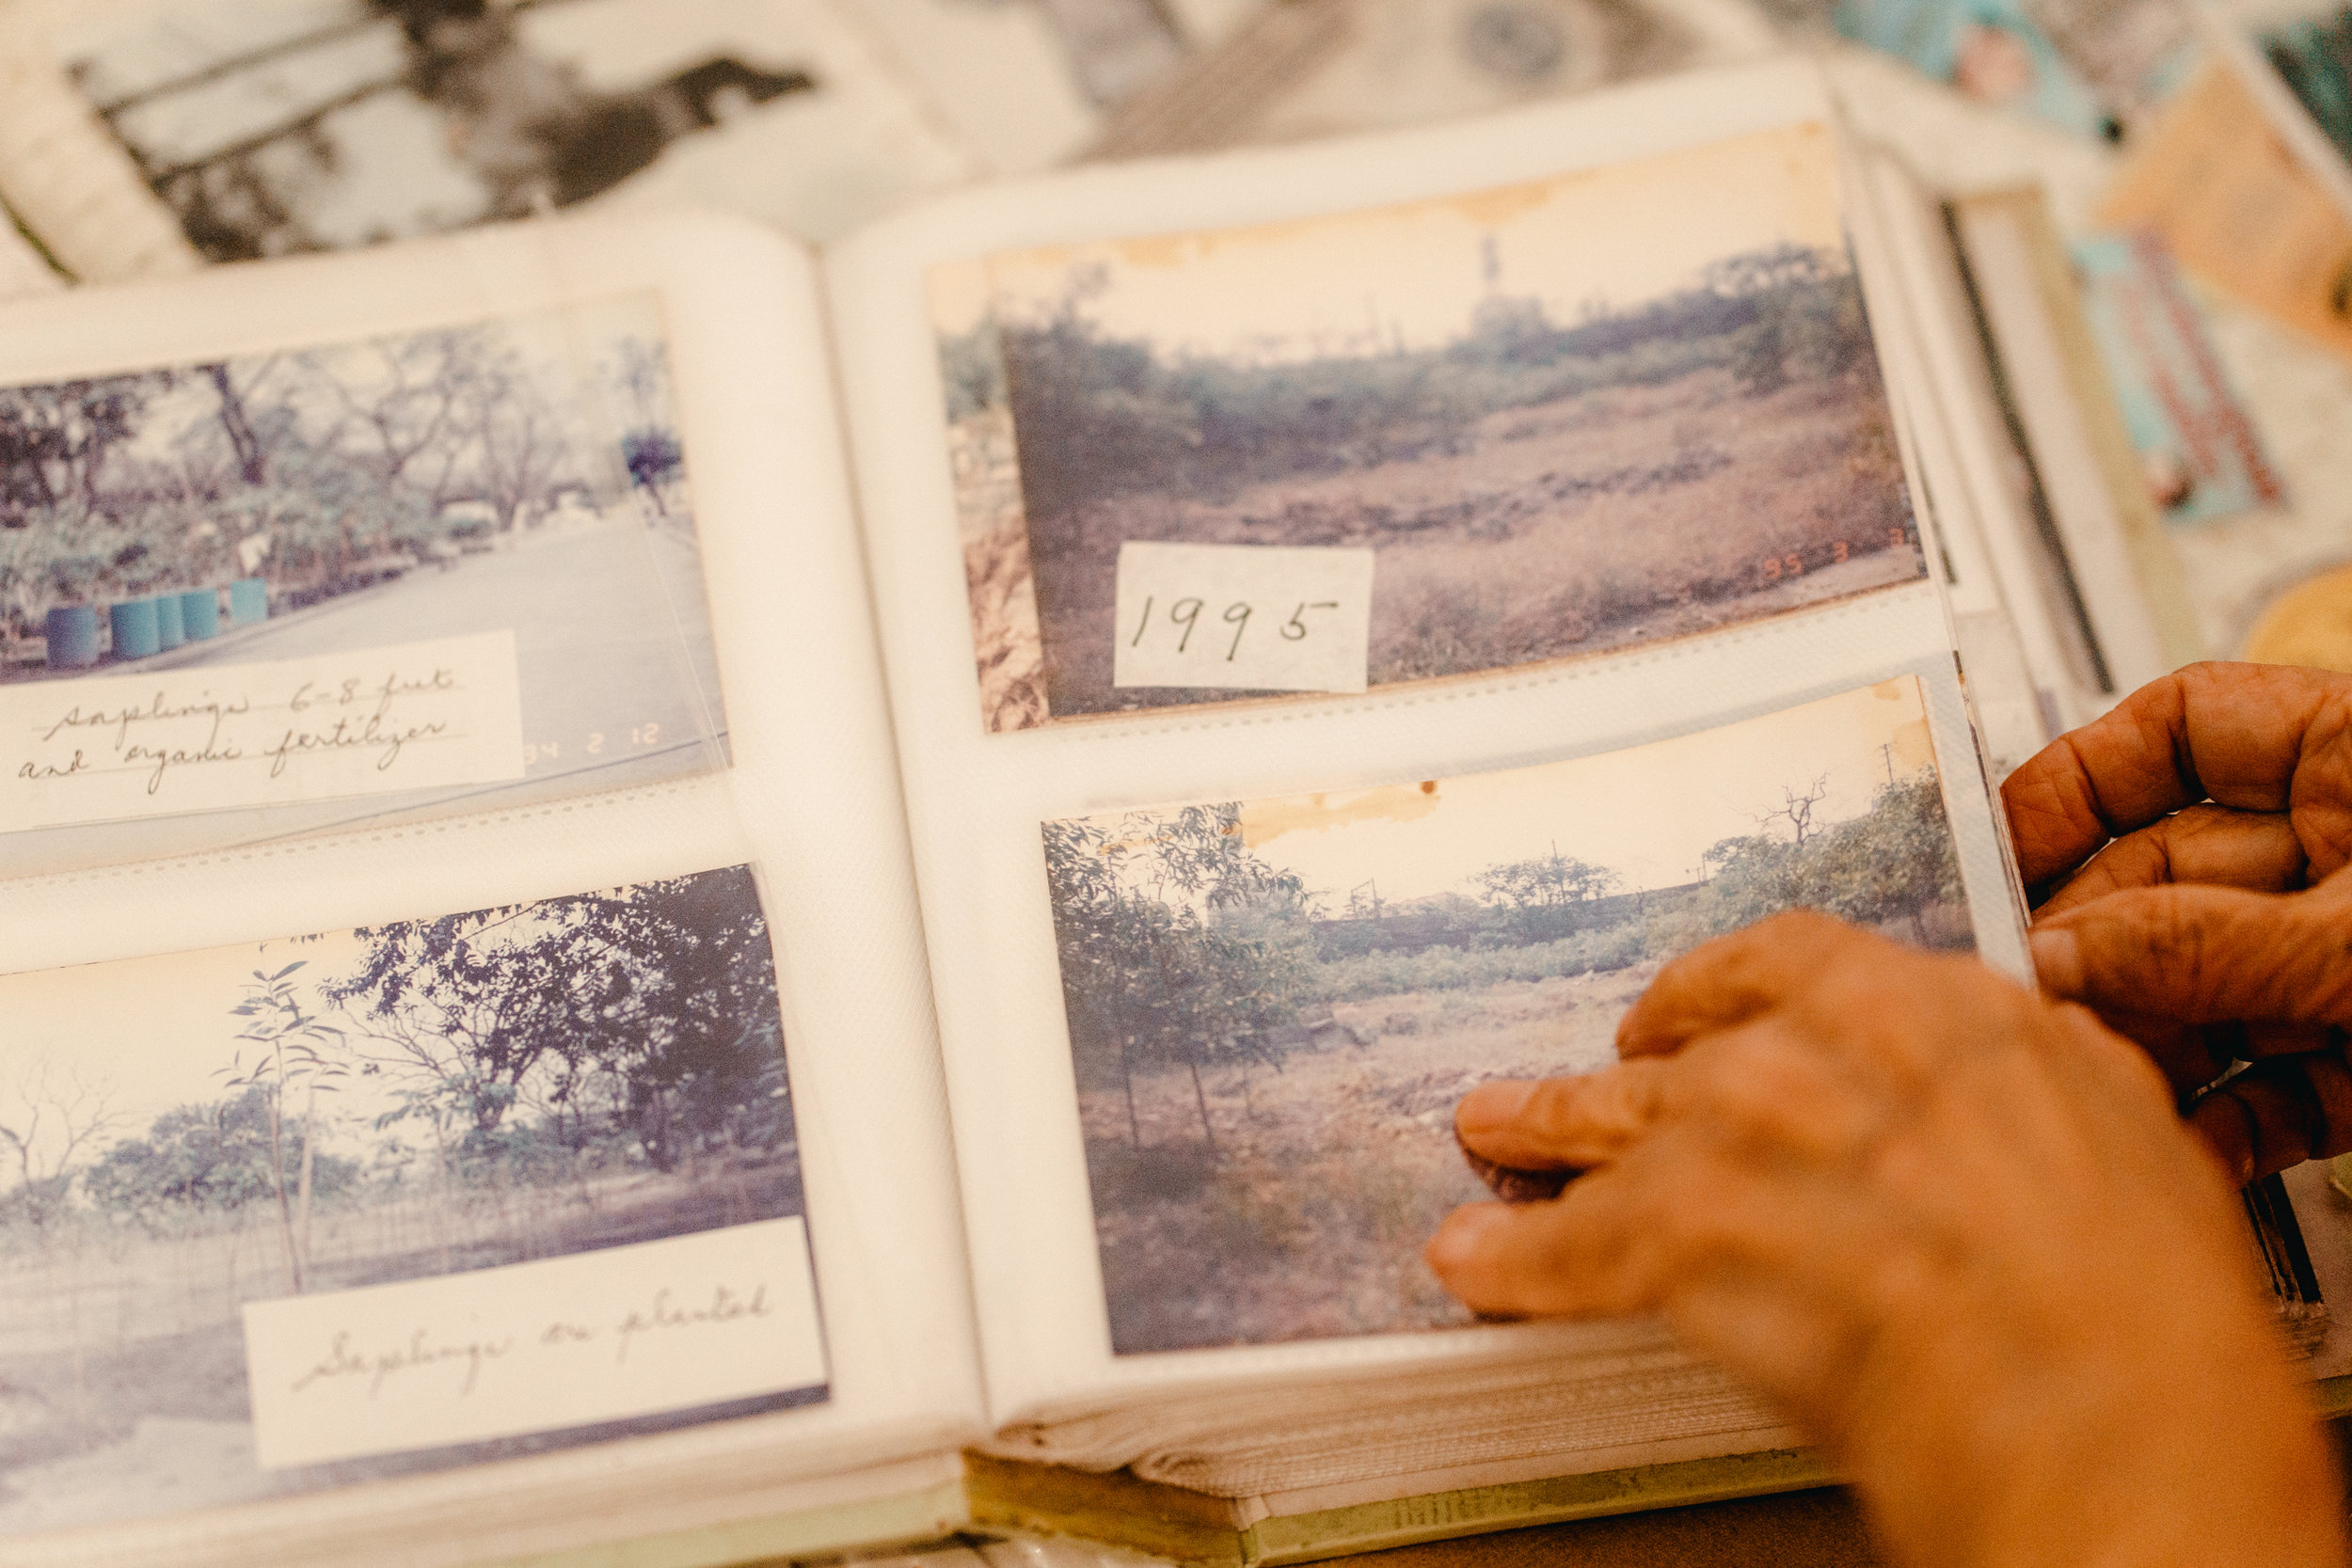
[4,631,527,832]
[1113,542,1375,694]
[242,1217,828,1468]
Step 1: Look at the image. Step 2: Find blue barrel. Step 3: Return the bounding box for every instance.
[181,588,221,641]
[109,598,161,661]
[153,592,186,651]
[228,577,268,625]
[44,605,99,670]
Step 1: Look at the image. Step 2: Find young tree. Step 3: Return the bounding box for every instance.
[220,962,350,1292]
[1044,805,1316,1151]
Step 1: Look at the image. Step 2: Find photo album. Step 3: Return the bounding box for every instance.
[0,41,2343,1568]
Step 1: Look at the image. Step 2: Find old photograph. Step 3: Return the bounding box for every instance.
[0,865,817,1534]
[55,0,970,258]
[0,293,728,853]
[1041,677,1972,1353]
[935,121,1925,732]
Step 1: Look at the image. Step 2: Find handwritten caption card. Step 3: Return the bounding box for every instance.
[4,631,527,832]
[243,1217,829,1469]
[1113,542,1375,695]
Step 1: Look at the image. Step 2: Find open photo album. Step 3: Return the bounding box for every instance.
[1,55,2344,1568]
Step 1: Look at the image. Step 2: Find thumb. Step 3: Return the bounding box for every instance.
[2031,882,2352,1030]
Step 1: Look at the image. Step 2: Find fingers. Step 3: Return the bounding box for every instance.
[2001,662,2352,890]
[1460,1023,1879,1172]
[1454,1065,1669,1170]
[1438,1021,1891,1319]
[1425,1141,1848,1322]
[2033,805,2310,917]
[2031,882,2352,1030]
[1616,910,1888,1059]
[2189,1044,2352,1184]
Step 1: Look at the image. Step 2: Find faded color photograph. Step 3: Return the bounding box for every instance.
[1,294,727,871]
[1041,677,1972,1353]
[57,0,968,257]
[935,121,1925,732]
[0,865,816,1535]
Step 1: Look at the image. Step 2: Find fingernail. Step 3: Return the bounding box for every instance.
[2030,927,2081,997]
[1456,1080,1536,1135]
[1425,1204,1510,1275]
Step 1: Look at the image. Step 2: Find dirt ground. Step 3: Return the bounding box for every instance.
[1081,965,1660,1354]
[963,365,1920,729]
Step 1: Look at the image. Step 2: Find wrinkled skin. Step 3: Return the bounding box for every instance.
[1428,664,2352,1568]
[2010,662,2352,1182]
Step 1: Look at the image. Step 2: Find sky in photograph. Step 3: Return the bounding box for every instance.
[20,294,669,475]
[938,121,1847,361]
[1200,678,1940,903]
[0,926,410,1168]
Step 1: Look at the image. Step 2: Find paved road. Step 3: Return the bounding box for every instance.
[167,519,726,774]
[8,519,729,879]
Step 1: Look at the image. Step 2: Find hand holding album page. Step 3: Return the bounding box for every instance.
[828,58,2037,1480]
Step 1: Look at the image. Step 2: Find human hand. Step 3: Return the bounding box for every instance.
[2003,662,2352,1183]
[1426,912,2344,1568]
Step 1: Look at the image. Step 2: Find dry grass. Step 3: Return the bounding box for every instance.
[951,408,1050,733]
[981,367,1917,721]
[1079,966,1657,1354]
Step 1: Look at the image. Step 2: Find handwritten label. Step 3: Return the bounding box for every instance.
[1113,542,1375,694]
[242,1217,827,1469]
[4,631,527,832]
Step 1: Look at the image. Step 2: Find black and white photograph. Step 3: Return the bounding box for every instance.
[0,865,818,1535]
[53,0,971,257]
[936,121,1926,731]
[1041,678,1972,1353]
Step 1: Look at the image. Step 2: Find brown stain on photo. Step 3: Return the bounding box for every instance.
[1240,781,1443,847]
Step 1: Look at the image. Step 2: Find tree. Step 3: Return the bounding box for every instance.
[1044,805,1317,1150]
[199,357,290,486]
[474,360,570,531]
[0,1059,121,1233]
[1810,773,1966,942]
[316,328,488,503]
[220,961,350,1292]
[0,375,161,524]
[1702,244,1870,397]
[1470,843,1621,936]
[1756,774,1830,849]
[85,1087,358,1232]
[622,427,684,515]
[322,869,787,1178]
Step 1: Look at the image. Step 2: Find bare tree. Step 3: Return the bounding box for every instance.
[1756,774,1831,848]
[475,369,570,531]
[0,1059,123,1231]
[317,329,488,505]
[199,356,289,486]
